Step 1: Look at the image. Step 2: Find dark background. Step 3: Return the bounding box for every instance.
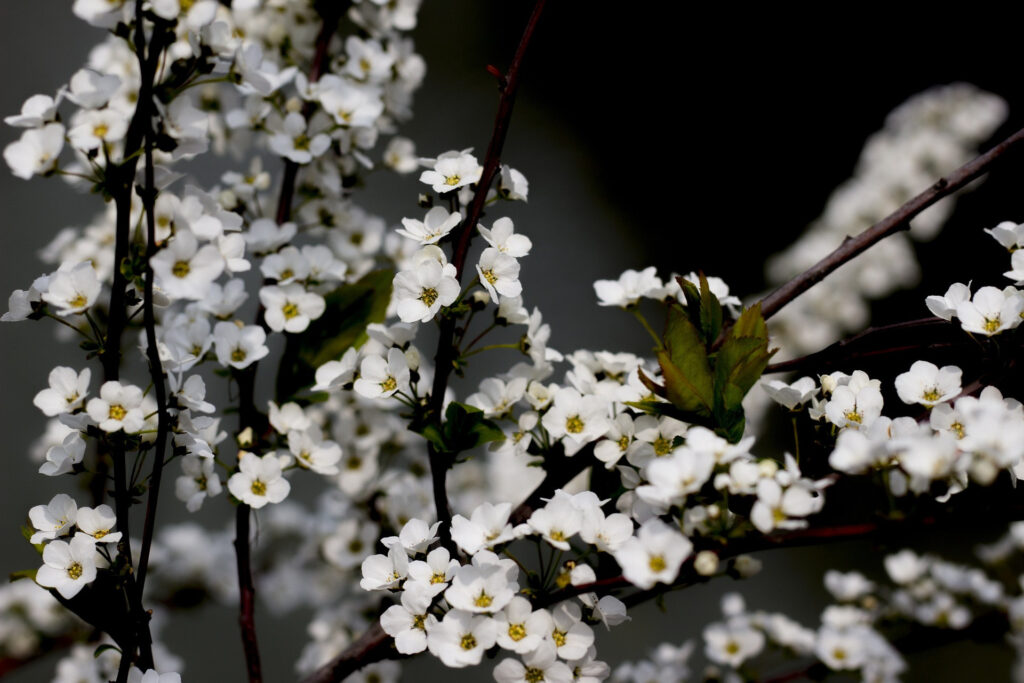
[2,3,1023,680]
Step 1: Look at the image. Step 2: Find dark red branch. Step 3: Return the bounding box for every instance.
[426,0,548,552]
[757,125,1024,322]
[235,504,262,683]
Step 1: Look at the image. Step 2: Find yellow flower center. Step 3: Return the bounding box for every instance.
[93,529,108,539]
[551,629,567,647]
[524,668,545,683]
[444,175,461,186]
[293,134,311,151]
[474,592,493,609]
[565,415,584,434]
[108,404,127,421]
[68,294,89,309]
[725,640,740,655]
[231,348,247,363]
[922,388,942,402]
[67,562,83,580]
[412,614,426,631]
[950,421,965,439]
[430,571,447,584]
[419,287,438,307]
[653,436,673,456]
[648,554,666,572]
[380,376,397,392]
[93,123,109,138]
[279,268,294,281]
[282,302,300,319]
[250,480,267,496]
[459,634,476,650]
[481,269,497,285]
[844,410,863,424]
[508,623,527,641]
[172,260,191,278]
[618,435,630,451]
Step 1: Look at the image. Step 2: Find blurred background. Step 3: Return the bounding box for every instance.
[3,2,1024,681]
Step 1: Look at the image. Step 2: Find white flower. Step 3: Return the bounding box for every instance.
[476,247,522,301]
[405,546,459,595]
[955,285,1024,336]
[493,642,572,683]
[635,448,715,508]
[541,388,610,456]
[212,322,269,369]
[549,602,595,660]
[1006,250,1024,285]
[380,585,436,654]
[426,609,497,668]
[382,519,441,557]
[384,136,418,173]
[479,217,532,257]
[267,401,311,434]
[322,518,379,571]
[894,360,961,406]
[227,453,290,509]
[360,545,410,591]
[493,596,552,654]
[925,282,971,320]
[419,151,483,194]
[761,376,818,409]
[126,669,182,683]
[396,206,461,245]
[4,123,64,179]
[986,220,1024,250]
[614,518,692,590]
[34,366,90,416]
[244,218,297,254]
[528,497,582,550]
[498,166,529,201]
[74,505,121,544]
[42,262,101,316]
[445,563,517,614]
[68,108,127,151]
[260,245,310,284]
[288,426,342,475]
[704,621,765,668]
[450,502,516,555]
[40,431,87,477]
[86,381,145,433]
[393,259,460,323]
[317,75,384,127]
[312,347,359,391]
[824,384,883,430]
[174,455,222,512]
[354,348,410,399]
[751,478,824,534]
[260,284,326,333]
[268,112,331,164]
[29,493,78,544]
[35,535,99,599]
[593,267,663,307]
[66,68,120,108]
[5,94,58,128]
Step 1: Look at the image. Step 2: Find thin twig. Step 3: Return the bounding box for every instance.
[426,0,548,550]
[235,504,262,683]
[231,8,346,682]
[757,125,1024,322]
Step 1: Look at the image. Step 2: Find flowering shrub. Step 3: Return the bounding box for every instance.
[3,3,1024,682]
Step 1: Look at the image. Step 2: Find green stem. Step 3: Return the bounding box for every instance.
[631,309,663,349]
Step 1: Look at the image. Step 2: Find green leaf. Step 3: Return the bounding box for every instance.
[625,399,703,425]
[410,402,505,454]
[441,402,505,454]
[636,367,667,398]
[696,273,723,344]
[659,309,714,418]
[731,302,768,341]
[276,269,394,401]
[94,644,121,659]
[9,568,37,583]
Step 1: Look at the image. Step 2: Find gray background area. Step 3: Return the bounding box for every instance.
[2,3,1023,681]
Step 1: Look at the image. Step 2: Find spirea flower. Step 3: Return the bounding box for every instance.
[227,453,290,509]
